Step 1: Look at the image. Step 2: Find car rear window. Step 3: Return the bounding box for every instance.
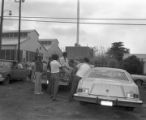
[88,69,128,81]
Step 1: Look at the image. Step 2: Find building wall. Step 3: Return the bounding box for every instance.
[39,39,62,58]
[1,45,16,50]
[20,38,49,62]
[1,30,49,62]
[144,62,146,74]
[47,44,62,57]
[66,46,94,60]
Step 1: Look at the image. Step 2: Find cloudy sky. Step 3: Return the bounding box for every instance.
[2,0,146,53]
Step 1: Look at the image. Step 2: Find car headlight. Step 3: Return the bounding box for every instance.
[126,92,139,99]
[77,88,89,94]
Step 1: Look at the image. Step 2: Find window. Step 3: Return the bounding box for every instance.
[0,50,6,59]
[26,51,36,62]
[47,41,52,45]
[6,50,11,60]
[14,33,18,37]
[21,32,27,37]
[88,69,128,81]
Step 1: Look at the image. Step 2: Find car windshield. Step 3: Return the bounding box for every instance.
[88,69,128,81]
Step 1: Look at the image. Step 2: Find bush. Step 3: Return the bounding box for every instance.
[122,55,143,74]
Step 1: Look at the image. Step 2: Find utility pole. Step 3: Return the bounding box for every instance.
[76,0,80,46]
[0,0,4,52]
[17,0,22,62]
[15,0,24,62]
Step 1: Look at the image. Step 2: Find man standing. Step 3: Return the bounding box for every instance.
[34,56,43,94]
[50,54,61,101]
[69,58,91,101]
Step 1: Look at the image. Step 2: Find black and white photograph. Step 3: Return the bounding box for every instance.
[0,0,146,120]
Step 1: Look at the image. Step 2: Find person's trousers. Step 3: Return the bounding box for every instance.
[69,75,81,101]
[51,73,59,100]
[34,72,42,94]
[47,72,51,94]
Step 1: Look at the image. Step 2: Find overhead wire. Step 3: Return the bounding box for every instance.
[3,16,146,25]
[4,15,146,21]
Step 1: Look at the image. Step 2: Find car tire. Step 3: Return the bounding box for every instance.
[135,79,143,87]
[3,76,10,85]
[79,101,87,105]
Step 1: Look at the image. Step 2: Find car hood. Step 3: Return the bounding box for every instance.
[79,78,138,98]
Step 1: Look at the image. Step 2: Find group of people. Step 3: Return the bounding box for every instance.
[32,52,91,102]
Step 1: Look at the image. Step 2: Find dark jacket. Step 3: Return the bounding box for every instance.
[35,61,43,72]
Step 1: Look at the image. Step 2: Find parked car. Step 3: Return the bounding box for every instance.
[0,59,29,84]
[131,74,146,87]
[74,67,143,110]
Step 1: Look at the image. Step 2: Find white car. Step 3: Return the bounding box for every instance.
[131,74,146,87]
[74,67,143,110]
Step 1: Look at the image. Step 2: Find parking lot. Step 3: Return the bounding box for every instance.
[0,81,146,120]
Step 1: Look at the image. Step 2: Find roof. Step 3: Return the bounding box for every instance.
[39,39,58,42]
[3,29,39,36]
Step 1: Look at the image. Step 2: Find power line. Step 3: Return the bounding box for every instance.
[4,15,146,21]
[4,18,146,26]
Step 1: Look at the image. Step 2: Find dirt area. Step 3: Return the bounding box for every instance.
[0,81,146,120]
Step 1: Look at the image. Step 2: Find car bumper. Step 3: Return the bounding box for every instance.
[74,93,143,107]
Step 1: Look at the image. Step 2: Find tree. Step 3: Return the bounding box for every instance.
[107,42,129,62]
[122,55,143,74]
[107,58,120,68]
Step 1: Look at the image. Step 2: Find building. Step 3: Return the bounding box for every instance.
[66,46,94,60]
[124,54,146,74]
[0,29,49,62]
[39,39,62,57]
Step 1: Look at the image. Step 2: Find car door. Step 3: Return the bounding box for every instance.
[10,65,28,80]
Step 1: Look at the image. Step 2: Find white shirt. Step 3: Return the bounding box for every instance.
[76,63,91,78]
[50,60,61,73]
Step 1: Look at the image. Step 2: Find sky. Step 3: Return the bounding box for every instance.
[2,0,146,53]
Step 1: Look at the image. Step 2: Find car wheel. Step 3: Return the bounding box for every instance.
[135,79,143,87]
[3,76,10,85]
[79,101,87,105]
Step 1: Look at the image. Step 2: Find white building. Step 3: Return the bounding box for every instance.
[1,30,49,62]
[39,39,62,57]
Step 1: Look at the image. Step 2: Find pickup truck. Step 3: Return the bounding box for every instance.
[131,74,146,87]
[0,59,29,84]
